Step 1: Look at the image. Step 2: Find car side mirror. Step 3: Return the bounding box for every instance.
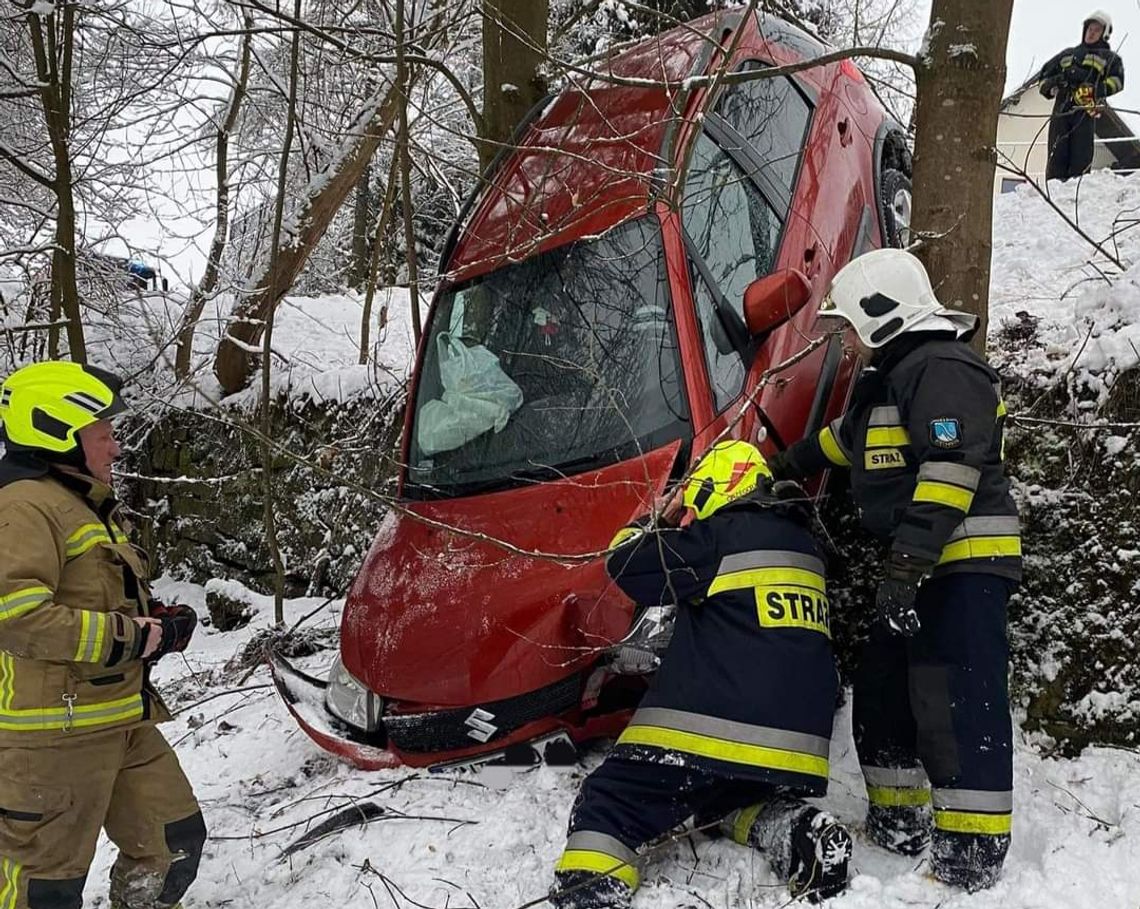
[743,269,813,337]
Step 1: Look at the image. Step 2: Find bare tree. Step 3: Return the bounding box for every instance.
[910,0,1014,349]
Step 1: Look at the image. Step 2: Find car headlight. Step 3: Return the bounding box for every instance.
[324,655,383,732]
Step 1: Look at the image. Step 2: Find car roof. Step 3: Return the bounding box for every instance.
[445,10,770,284]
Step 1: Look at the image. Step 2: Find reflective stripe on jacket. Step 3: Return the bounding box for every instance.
[604,503,835,793]
[785,335,1022,581]
[0,470,161,745]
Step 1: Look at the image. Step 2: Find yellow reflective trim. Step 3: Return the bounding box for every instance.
[1105,76,1122,92]
[938,535,1022,565]
[0,856,20,909]
[996,399,1008,418]
[111,524,129,544]
[0,694,144,732]
[65,523,113,558]
[867,785,932,808]
[934,809,1011,835]
[818,427,851,467]
[913,481,974,512]
[608,526,643,550]
[75,611,91,662]
[866,426,910,448]
[1085,55,1106,72]
[708,566,826,597]
[0,586,51,621]
[0,653,12,711]
[556,850,640,890]
[731,803,763,845]
[618,725,830,778]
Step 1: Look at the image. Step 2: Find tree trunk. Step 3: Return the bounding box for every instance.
[174,22,253,380]
[349,161,372,291]
[213,82,402,394]
[480,0,549,171]
[28,2,85,362]
[910,0,1014,352]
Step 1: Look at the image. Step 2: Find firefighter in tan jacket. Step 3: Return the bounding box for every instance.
[0,361,203,909]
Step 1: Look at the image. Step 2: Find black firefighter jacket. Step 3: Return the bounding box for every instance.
[784,333,1022,582]
[604,498,835,795]
[1038,39,1124,113]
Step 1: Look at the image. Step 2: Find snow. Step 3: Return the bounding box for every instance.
[79,577,1140,909]
[990,169,1140,396]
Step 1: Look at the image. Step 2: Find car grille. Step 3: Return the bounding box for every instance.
[382,672,582,754]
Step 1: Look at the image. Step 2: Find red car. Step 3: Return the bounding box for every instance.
[272,8,912,769]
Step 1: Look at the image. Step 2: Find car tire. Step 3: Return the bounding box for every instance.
[879,168,912,248]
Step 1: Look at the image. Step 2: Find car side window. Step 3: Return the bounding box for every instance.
[683,131,781,318]
[689,262,748,412]
[713,64,812,205]
[682,131,781,412]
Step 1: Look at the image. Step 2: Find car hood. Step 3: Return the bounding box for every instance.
[340,442,681,707]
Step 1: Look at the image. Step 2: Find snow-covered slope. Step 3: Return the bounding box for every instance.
[86,579,1138,909]
[990,171,1140,394]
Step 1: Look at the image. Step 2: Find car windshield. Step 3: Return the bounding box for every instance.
[407,216,690,497]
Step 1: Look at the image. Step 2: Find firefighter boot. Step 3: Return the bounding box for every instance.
[930,829,1010,892]
[550,871,633,909]
[866,803,932,855]
[723,798,853,903]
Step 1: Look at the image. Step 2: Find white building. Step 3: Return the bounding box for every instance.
[995,81,1140,200]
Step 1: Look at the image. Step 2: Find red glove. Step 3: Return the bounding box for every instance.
[146,602,198,660]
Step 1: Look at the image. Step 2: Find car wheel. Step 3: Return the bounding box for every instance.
[880,168,912,248]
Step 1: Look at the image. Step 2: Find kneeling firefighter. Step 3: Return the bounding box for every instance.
[0,361,202,909]
[770,248,1020,891]
[551,442,851,907]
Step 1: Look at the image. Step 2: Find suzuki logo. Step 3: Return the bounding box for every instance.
[464,708,498,743]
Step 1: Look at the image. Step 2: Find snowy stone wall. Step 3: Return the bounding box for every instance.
[124,390,404,597]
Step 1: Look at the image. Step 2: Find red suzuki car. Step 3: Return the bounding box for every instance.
[272,8,912,769]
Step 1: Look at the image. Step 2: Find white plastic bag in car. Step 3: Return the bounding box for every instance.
[416,332,524,455]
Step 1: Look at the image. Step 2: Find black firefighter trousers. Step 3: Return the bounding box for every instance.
[853,572,1015,882]
[1047,108,1096,182]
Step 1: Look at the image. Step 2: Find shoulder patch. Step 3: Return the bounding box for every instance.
[930,418,962,449]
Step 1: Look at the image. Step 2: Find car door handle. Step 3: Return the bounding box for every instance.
[803,242,821,277]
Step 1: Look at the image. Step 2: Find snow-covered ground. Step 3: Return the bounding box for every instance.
[85,578,1139,909]
[78,171,1140,907]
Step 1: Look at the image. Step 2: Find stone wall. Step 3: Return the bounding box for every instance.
[122,390,404,597]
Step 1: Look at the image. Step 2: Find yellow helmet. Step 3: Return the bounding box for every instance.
[683,440,773,520]
[0,361,127,455]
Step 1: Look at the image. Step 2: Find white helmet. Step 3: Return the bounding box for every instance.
[1084,9,1113,38]
[819,248,978,348]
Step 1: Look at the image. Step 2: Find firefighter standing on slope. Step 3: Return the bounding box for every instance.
[1037,10,1125,181]
[0,361,203,909]
[551,442,852,908]
[769,249,1021,892]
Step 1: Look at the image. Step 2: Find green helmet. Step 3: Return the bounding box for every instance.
[0,361,127,456]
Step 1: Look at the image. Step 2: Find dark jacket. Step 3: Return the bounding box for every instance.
[604,496,835,794]
[783,333,1021,582]
[1038,39,1124,112]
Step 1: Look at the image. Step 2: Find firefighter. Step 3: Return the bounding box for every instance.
[0,361,202,909]
[1037,10,1124,181]
[551,441,852,908]
[768,249,1020,891]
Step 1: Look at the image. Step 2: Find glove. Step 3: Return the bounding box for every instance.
[874,553,929,637]
[1039,77,1059,99]
[146,602,198,660]
[1073,84,1096,112]
[767,449,797,481]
